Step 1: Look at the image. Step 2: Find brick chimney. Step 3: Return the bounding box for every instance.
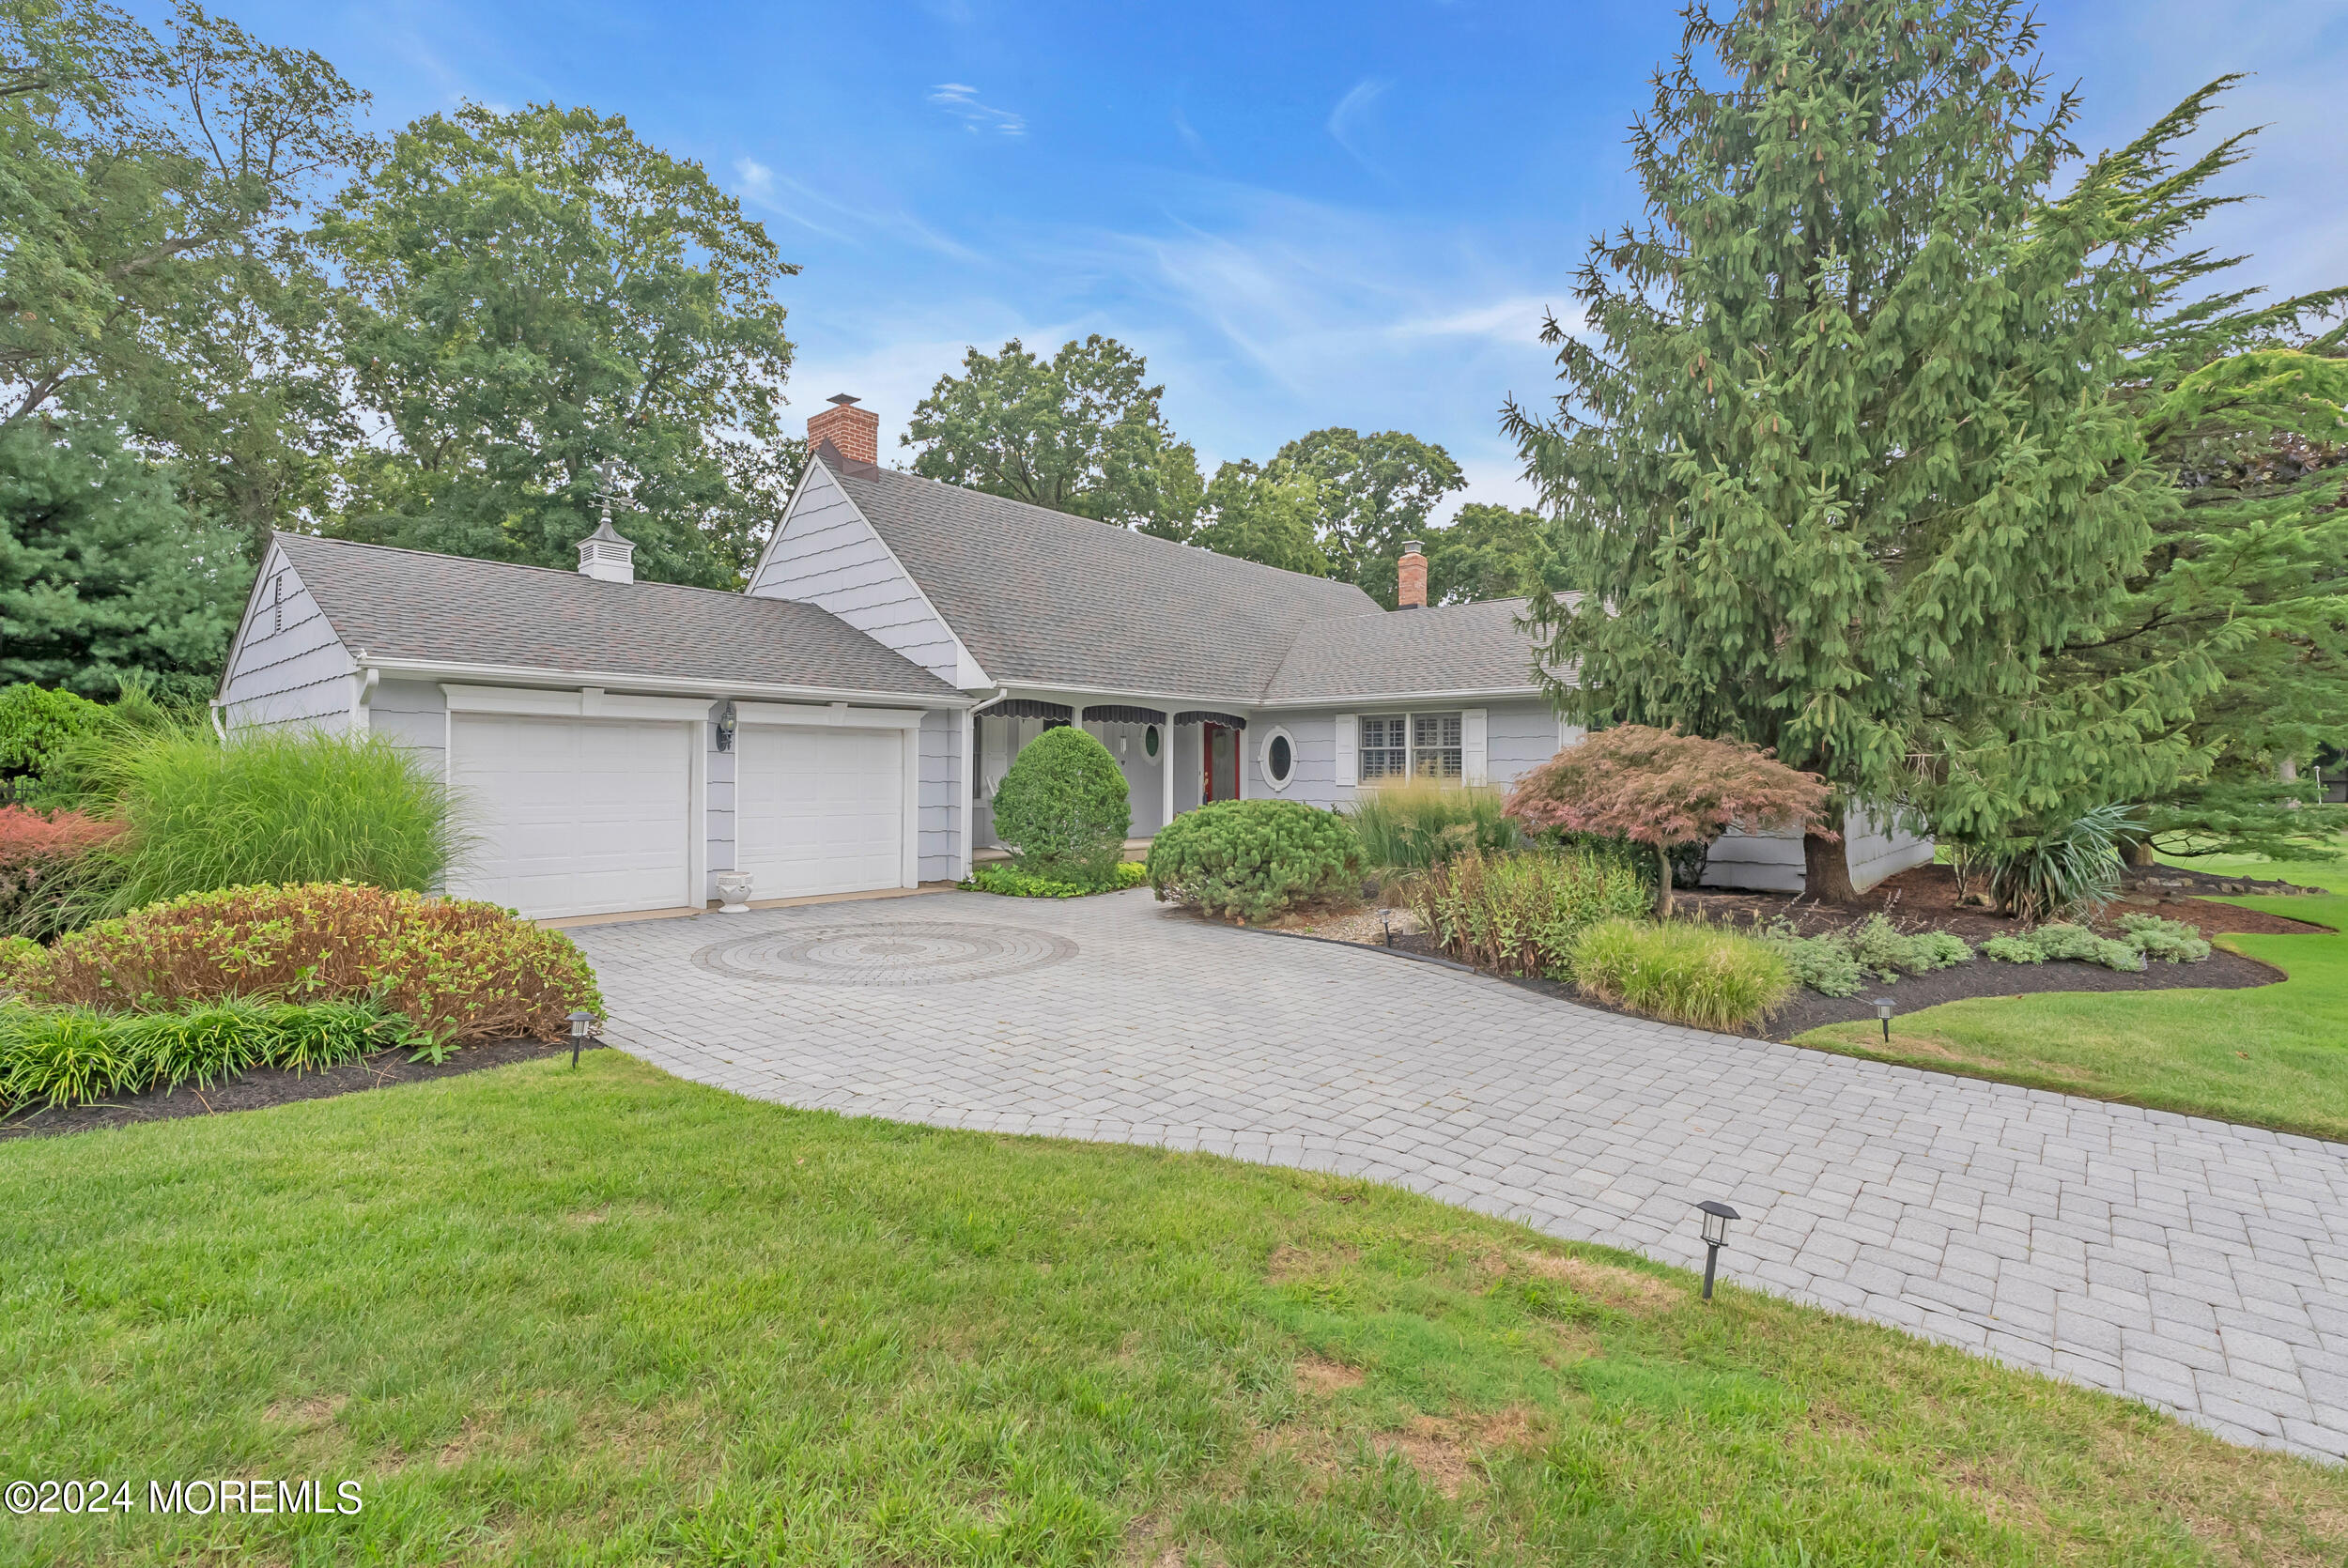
[807,392,879,466]
[1397,540,1428,609]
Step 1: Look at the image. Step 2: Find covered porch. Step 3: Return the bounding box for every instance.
[968,693,1252,856]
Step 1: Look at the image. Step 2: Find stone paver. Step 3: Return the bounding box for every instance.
[572,889,2348,1461]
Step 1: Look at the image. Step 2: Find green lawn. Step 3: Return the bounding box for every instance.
[1798,873,2348,1140]
[4,1054,2344,1565]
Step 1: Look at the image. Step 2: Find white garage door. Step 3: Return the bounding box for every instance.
[449,715,694,919]
[736,725,905,899]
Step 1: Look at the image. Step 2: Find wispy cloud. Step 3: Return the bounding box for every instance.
[732,158,983,264]
[1170,104,1208,161]
[928,83,1027,136]
[1326,77,1392,170]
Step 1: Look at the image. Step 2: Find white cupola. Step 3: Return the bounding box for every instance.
[577,516,636,583]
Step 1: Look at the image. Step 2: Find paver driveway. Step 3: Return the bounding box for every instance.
[572,888,2348,1462]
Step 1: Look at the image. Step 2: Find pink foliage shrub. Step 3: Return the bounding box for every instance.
[1503,726,1834,915]
[0,806,125,938]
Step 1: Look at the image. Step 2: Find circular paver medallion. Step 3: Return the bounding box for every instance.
[691,921,1077,987]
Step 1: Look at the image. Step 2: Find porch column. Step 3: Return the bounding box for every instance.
[1160,717,1175,834]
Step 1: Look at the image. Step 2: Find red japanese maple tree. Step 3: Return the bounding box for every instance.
[1503,726,1834,916]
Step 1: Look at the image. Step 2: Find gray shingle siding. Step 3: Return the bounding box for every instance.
[746,465,969,684]
[218,546,358,730]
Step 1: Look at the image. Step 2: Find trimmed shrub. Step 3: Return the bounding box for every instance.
[1147,799,1361,923]
[963,861,1147,899]
[991,727,1132,886]
[0,684,108,799]
[1406,849,1651,978]
[93,730,459,914]
[1344,779,1516,871]
[1979,922,2144,972]
[0,806,126,940]
[0,997,408,1112]
[2117,913,2213,962]
[1568,918,1794,1031]
[0,883,602,1042]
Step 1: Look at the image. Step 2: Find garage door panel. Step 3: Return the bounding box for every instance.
[737,727,904,899]
[449,715,693,919]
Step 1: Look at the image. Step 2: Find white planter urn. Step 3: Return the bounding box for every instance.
[714,873,754,914]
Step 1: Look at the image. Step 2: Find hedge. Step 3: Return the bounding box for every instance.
[1146,800,1360,923]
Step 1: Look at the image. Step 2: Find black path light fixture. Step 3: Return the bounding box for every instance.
[1696,1199,1740,1301]
[1873,996,1895,1044]
[1377,906,1396,946]
[568,1009,595,1069]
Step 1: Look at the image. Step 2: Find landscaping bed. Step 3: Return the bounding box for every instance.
[0,1037,598,1141]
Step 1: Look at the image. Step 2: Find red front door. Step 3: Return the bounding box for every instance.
[1202,723,1240,803]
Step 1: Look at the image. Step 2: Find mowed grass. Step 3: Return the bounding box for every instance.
[4,1055,2345,1566]
[1798,889,2348,1143]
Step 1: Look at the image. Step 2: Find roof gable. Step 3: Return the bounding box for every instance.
[825,459,1379,702]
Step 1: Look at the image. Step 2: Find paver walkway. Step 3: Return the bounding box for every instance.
[571,888,2348,1461]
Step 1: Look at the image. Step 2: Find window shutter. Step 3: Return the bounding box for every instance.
[1334,714,1358,788]
[1462,709,1488,785]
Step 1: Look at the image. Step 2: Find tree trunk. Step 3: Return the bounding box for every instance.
[1655,841,1675,920]
[2121,838,2158,868]
[1802,829,1857,905]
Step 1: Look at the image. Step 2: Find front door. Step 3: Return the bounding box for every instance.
[1202,723,1240,803]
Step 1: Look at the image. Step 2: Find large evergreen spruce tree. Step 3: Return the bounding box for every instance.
[1509,0,2223,897]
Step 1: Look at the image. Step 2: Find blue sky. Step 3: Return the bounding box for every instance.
[194,0,2348,516]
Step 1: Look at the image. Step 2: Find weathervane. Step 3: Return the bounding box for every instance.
[592,458,625,527]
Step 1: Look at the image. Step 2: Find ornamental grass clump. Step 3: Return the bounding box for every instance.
[97,730,460,914]
[0,883,601,1042]
[990,727,1133,888]
[1147,799,1360,924]
[1344,778,1516,871]
[1405,848,1651,978]
[0,997,408,1112]
[1568,918,1794,1031]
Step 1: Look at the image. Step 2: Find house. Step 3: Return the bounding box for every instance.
[216,394,1931,919]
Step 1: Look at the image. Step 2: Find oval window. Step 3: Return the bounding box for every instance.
[1144,724,1160,759]
[1267,733,1293,785]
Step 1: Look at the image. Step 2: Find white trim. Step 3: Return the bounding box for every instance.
[687,719,709,906]
[900,728,921,888]
[1255,684,1543,710]
[957,707,975,879]
[1258,725,1298,793]
[440,684,720,722]
[733,699,924,730]
[1462,708,1488,786]
[1333,714,1358,789]
[1155,723,1172,833]
[363,653,970,710]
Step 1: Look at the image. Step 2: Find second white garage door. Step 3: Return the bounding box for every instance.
[449,714,695,919]
[735,725,906,899]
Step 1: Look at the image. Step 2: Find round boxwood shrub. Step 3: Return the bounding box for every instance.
[991,726,1132,886]
[1147,799,1361,924]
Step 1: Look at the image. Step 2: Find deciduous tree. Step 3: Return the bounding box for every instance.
[1190,459,1330,576]
[315,102,797,588]
[1504,725,1832,916]
[904,336,1203,537]
[1269,426,1461,604]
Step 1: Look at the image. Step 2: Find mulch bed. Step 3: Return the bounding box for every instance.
[0,1038,600,1143]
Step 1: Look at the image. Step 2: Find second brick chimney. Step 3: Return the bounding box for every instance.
[1397,540,1429,609]
[807,393,879,466]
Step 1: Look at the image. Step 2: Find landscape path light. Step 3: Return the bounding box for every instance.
[1377,907,1396,946]
[1873,996,1895,1044]
[568,1009,595,1069]
[1696,1199,1740,1301]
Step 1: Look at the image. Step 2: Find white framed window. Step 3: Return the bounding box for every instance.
[1360,712,1463,783]
[1360,715,1407,780]
[1259,726,1297,792]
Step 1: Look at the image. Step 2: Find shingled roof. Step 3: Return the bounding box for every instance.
[826,462,1381,700]
[1264,599,1546,704]
[824,458,1556,705]
[269,532,960,700]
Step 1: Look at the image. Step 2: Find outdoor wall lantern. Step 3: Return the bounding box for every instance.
[568,1009,595,1069]
[1695,1199,1740,1301]
[715,701,737,753]
[1873,996,1895,1043]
